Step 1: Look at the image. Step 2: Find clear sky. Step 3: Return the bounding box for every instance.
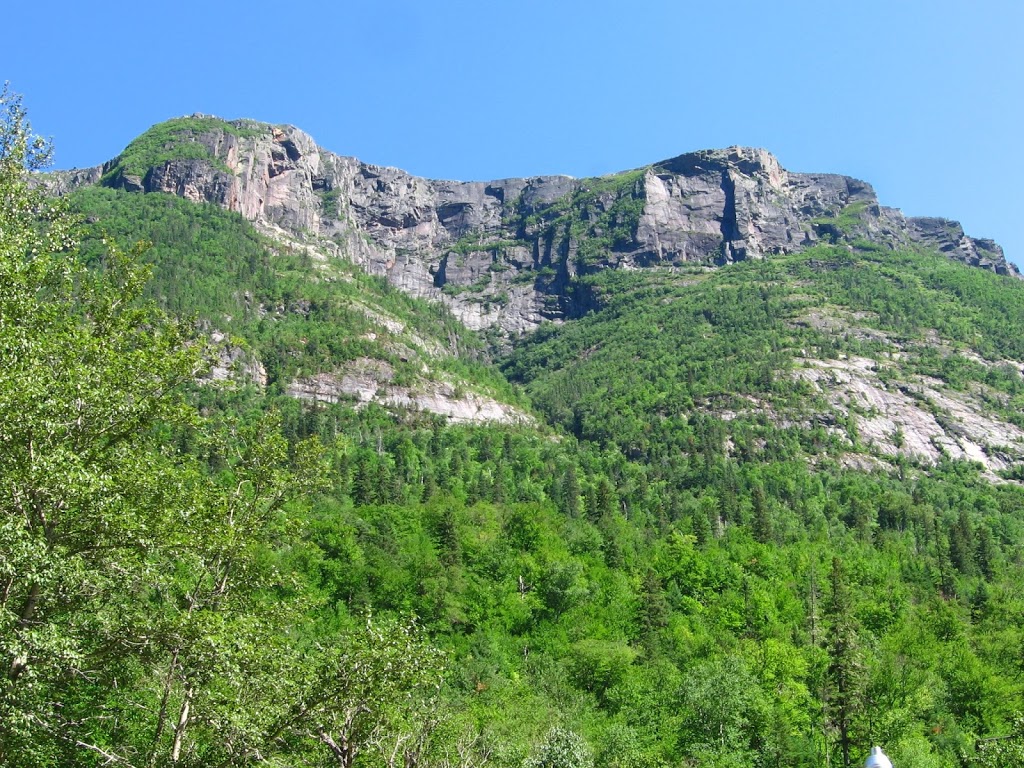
[5,0,1022,264]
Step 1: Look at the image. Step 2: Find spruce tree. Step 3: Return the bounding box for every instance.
[824,557,863,768]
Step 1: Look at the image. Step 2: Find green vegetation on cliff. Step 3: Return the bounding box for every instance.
[100,116,259,183]
[69,186,522,404]
[511,169,648,270]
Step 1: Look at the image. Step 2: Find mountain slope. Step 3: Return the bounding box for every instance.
[503,243,1024,477]
[51,115,1024,470]
[19,110,1024,768]
[69,185,531,424]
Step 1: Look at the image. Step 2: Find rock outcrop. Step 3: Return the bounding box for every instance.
[285,358,532,425]
[902,216,1013,275]
[794,355,1024,474]
[54,117,1018,335]
[203,332,267,388]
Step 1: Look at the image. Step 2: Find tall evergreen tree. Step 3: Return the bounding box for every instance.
[751,483,774,544]
[561,464,582,518]
[824,557,863,768]
[949,509,976,575]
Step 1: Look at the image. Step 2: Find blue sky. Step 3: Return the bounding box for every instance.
[5,0,1022,264]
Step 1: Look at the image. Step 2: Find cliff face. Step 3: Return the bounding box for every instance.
[57,117,1017,334]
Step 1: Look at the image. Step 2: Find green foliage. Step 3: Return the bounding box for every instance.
[523,727,594,768]
[71,185,281,319]
[503,244,1024,461]
[810,200,871,239]
[68,186,524,405]
[502,261,807,455]
[275,398,1024,767]
[0,88,211,763]
[512,168,647,270]
[450,233,528,255]
[318,186,342,216]
[100,115,258,182]
[0,89,452,768]
[677,656,768,765]
[973,714,1024,768]
[272,615,448,767]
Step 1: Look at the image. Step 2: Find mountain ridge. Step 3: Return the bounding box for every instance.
[47,116,1017,337]
[45,115,1024,473]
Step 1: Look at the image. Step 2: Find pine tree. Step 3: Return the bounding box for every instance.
[352,454,376,505]
[437,507,461,567]
[638,568,669,652]
[751,483,774,544]
[692,505,712,546]
[592,477,616,521]
[824,557,863,768]
[561,464,582,518]
[976,525,997,579]
[949,510,975,575]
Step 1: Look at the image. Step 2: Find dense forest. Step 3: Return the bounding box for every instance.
[3,89,1024,768]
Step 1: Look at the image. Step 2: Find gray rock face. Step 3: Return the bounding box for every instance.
[44,166,104,194]
[54,119,1018,334]
[636,148,872,263]
[285,358,532,425]
[203,332,267,388]
[903,216,1013,275]
[794,354,1024,476]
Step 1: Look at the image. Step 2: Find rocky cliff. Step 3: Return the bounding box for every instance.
[53,116,1017,335]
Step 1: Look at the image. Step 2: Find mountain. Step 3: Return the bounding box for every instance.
[50,115,1024,477]
[52,115,1017,339]
[21,112,1024,768]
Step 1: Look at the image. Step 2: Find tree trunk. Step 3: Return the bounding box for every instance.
[170,684,194,763]
[7,583,41,681]
[147,650,180,767]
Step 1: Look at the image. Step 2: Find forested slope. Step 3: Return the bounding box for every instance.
[5,92,1024,768]
[69,186,528,421]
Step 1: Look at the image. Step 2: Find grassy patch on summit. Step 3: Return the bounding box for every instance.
[101,116,261,182]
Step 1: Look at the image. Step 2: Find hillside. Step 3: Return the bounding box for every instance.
[504,245,1024,478]
[68,185,531,425]
[7,107,1024,768]
[53,116,1024,478]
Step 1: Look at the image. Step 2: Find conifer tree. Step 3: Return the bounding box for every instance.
[561,464,582,518]
[751,483,774,544]
[824,557,863,768]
